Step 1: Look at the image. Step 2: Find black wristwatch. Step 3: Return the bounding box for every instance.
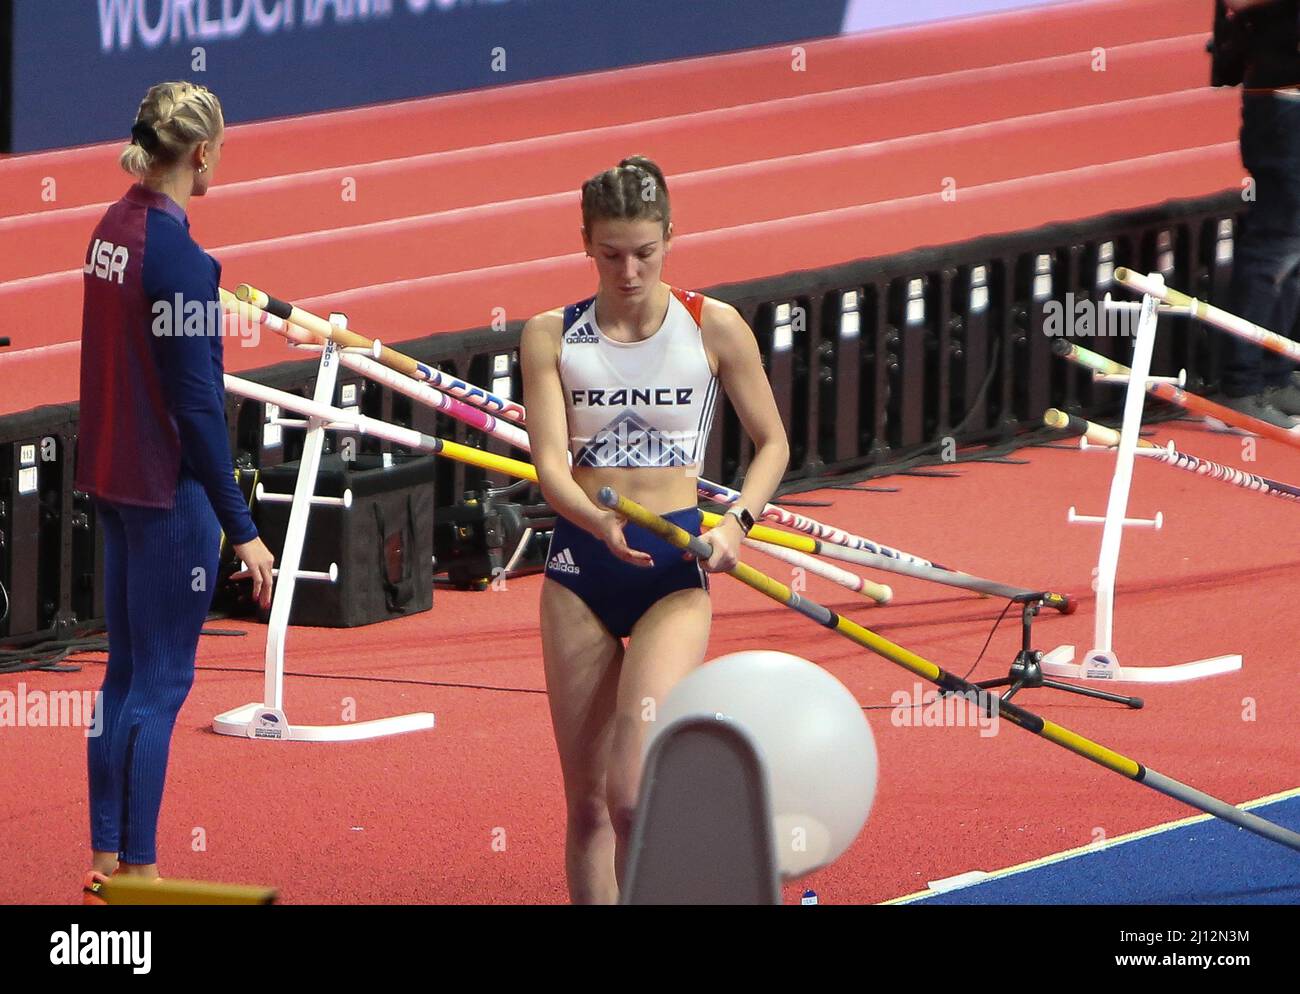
[725,505,755,535]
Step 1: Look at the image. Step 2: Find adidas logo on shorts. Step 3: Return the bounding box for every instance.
[548,548,580,575]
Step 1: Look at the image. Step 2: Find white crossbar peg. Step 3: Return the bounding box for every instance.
[255,484,353,509]
[1067,506,1163,529]
[1079,437,1175,457]
[1132,441,1179,460]
[1102,293,1143,313]
[1092,371,1184,387]
[270,563,339,583]
[1103,289,1193,317]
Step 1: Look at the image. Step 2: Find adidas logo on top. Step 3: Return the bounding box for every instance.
[548,548,580,575]
[565,323,600,344]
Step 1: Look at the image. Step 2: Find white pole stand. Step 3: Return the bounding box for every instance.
[1043,282,1242,684]
[214,313,436,741]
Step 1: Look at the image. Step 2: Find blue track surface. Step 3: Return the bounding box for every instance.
[905,794,1300,904]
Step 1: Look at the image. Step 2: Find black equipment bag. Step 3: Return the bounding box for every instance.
[256,453,436,628]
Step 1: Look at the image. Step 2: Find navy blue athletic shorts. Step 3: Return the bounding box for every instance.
[544,506,709,639]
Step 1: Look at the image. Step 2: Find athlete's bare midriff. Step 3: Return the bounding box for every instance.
[573,464,702,517]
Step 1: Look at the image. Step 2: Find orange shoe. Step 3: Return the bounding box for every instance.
[82,871,111,905]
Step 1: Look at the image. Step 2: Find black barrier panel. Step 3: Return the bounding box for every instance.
[701,384,728,491]
[226,359,323,469]
[917,273,943,446]
[860,283,889,462]
[793,297,816,476]
[930,268,954,444]
[1143,225,1182,379]
[1179,219,1211,393]
[1066,239,1111,416]
[733,302,771,482]
[69,487,104,630]
[816,288,862,468]
[232,392,279,470]
[1169,221,1200,385]
[714,297,753,489]
[886,275,926,451]
[410,361,466,503]
[1169,219,1203,389]
[1194,216,1238,395]
[950,263,994,437]
[751,297,813,477]
[1050,244,1086,416]
[720,387,745,491]
[400,343,470,504]
[468,347,520,492]
[988,258,1017,438]
[1013,249,1057,428]
[329,370,369,464]
[1166,219,1206,391]
[351,373,385,461]
[386,389,416,451]
[0,435,42,638]
[992,261,1015,435]
[0,405,75,642]
[1098,231,1143,383]
[38,431,68,637]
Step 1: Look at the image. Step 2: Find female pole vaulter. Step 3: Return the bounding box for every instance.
[520,156,790,904]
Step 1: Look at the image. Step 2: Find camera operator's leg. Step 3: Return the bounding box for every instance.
[1223,93,1300,423]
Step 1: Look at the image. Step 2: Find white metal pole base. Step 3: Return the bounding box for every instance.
[212,312,437,744]
[1056,281,1243,685]
[213,703,436,742]
[1040,646,1242,684]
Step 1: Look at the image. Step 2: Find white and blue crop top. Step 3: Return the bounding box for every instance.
[559,287,718,470]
